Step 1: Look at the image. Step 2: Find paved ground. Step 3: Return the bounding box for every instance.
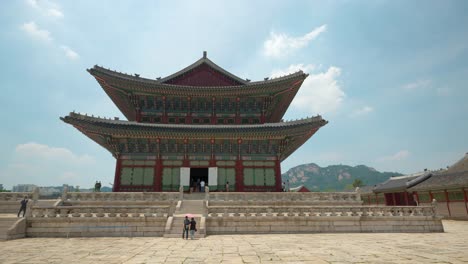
[1,220,467,264]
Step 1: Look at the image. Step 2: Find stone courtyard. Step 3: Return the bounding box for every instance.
[0,220,466,264]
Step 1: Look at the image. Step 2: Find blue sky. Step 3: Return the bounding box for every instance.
[0,0,467,189]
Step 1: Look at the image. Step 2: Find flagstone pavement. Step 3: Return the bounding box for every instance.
[1,220,467,264]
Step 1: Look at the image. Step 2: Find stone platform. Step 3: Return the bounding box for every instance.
[0,220,466,263]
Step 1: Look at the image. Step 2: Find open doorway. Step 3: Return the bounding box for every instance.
[190,168,208,192]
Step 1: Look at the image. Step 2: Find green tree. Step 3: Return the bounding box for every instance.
[352,179,363,188]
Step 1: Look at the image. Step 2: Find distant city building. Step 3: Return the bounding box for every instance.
[0,184,3,190]
[12,184,36,192]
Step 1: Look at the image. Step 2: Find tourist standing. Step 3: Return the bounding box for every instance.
[200,180,205,192]
[190,217,197,240]
[17,196,28,217]
[182,216,190,239]
[196,178,201,192]
[225,181,229,192]
[282,182,286,192]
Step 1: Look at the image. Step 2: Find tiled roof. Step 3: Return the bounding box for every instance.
[61,112,327,161]
[373,171,432,193]
[61,112,326,134]
[407,170,468,191]
[88,65,307,93]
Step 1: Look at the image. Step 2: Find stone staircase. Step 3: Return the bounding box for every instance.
[0,215,21,240]
[164,199,206,238]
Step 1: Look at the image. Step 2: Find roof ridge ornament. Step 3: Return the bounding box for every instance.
[203,51,207,58]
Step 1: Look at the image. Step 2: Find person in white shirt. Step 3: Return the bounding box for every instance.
[200,180,205,192]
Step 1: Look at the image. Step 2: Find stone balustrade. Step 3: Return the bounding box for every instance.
[207,206,437,218]
[0,192,33,201]
[207,192,361,204]
[64,192,180,203]
[30,206,170,218]
[0,192,37,214]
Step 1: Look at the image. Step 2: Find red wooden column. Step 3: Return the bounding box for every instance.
[235,138,244,192]
[444,189,451,217]
[274,159,282,192]
[209,139,216,167]
[235,160,243,192]
[113,156,122,192]
[404,192,409,205]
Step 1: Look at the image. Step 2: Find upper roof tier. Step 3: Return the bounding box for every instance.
[87,52,308,122]
[61,112,327,161]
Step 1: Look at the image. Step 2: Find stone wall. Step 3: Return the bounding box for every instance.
[27,206,169,237]
[206,206,444,234]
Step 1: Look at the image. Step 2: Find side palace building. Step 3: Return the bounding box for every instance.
[62,52,327,192]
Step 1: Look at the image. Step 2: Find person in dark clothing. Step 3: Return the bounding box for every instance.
[190,217,197,240]
[17,196,28,217]
[182,216,190,239]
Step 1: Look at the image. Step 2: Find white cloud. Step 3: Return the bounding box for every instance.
[0,142,99,189]
[402,79,431,91]
[377,150,410,162]
[47,8,64,18]
[351,106,374,117]
[263,25,327,58]
[26,0,39,9]
[271,64,345,115]
[15,142,94,164]
[25,0,64,18]
[61,45,79,60]
[20,21,52,42]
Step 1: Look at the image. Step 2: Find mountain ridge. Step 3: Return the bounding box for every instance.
[282,163,402,191]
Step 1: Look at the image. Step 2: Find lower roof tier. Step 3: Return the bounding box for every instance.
[61,112,327,161]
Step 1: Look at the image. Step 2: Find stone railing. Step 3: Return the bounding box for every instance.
[30,205,171,218]
[63,192,180,202]
[0,192,33,201]
[207,192,361,204]
[207,205,437,218]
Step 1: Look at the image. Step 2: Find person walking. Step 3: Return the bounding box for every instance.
[17,196,28,217]
[190,217,197,240]
[200,180,205,192]
[182,216,190,239]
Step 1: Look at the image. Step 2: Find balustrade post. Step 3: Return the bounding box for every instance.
[32,187,39,203]
[431,199,438,216]
[61,186,68,202]
[179,185,184,200]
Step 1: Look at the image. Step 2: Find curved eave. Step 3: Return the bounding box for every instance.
[61,113,327,161]
[88,65,308,96]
